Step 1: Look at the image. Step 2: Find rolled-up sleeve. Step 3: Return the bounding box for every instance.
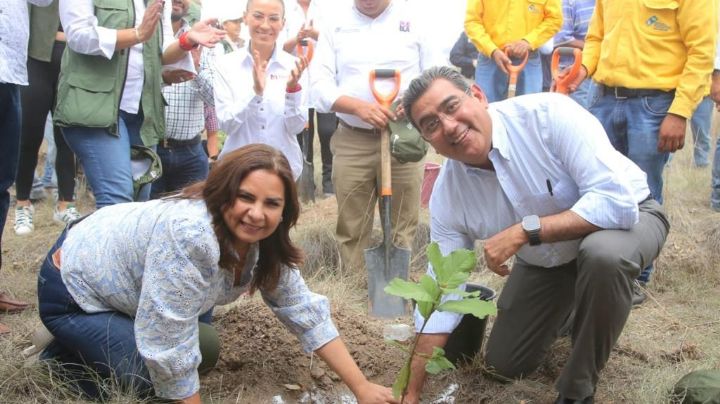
[546,95,642,229]
[59,0,117,58]
[135,216,220,399]
[283,88,306,136]
[261,268,339,353]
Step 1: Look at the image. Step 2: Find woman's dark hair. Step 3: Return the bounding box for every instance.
[178,144,302,292]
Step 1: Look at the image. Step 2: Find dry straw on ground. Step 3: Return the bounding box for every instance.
[1,119,719,403]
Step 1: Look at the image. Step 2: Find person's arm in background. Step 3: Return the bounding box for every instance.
[554,0,583,48]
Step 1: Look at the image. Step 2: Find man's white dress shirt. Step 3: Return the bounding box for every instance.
[310,0,443,128]
[418,93,651,334]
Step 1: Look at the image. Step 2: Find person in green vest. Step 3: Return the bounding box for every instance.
[55,0,224,208]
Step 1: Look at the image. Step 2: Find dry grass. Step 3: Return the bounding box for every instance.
[1,117,719,403]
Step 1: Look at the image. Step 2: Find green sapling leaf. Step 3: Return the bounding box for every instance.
[384,278,434,302]
[392,361,411,399]
[425,347,456,374]
[441,271,470,290]
[442,248,476,275]
[417,300,433,319]
[426,242,448,283]
[439,287,481,298]
[437,298,497,319]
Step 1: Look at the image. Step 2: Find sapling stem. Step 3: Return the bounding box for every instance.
[400,306,435,404]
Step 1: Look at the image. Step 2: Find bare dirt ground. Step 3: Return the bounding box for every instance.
[1,121,719,403]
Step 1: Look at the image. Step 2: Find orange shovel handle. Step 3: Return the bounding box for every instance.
[551,47,582,95]
[369,69,401,109]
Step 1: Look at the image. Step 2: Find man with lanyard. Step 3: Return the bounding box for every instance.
[310,0,442,273]
[150,0,213,198]
[565,0,716,297]
[400,66,669,404]
[465,0,562,102]
[0,0,53,334]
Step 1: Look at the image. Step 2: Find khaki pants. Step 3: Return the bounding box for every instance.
[330,123,423,272]
[484,199,669,400]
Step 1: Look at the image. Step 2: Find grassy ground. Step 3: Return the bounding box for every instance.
[0,116,719,403]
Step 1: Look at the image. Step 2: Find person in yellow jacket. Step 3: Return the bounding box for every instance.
[465,0,562,101]
[566,0,716,299]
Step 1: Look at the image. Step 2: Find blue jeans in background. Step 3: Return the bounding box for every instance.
[712,131,720,211]
[569,79,596,110]
[589,90,673,204]
[475,51,543,102]
[690,96,713,167]
[589,89,674,283]
[62,111,152,208]
[38,228,213,399]
[150,140,208,198]
[0,83,22,269]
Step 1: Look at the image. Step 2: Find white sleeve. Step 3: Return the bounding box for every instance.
[308,25,342,113]
[414,186,475,334]
[59,0,117,59]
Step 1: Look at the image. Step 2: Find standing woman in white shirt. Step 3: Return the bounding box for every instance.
[212,0,308,180]
[55,0,224,208]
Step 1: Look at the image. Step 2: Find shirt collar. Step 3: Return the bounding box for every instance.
[242,42,281,66]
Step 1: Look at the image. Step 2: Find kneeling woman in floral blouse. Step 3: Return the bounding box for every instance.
[37,144,397,404]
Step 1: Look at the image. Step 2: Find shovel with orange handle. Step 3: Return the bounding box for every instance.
[504,48,529,98]
[551,47,583,95]
[296,38,316,203]
[363,68,411,318]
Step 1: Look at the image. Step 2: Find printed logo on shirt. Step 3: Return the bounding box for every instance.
[270,74,279,80]
[528,4,541,14]
[645,15,671,32]
[399,21,410,32]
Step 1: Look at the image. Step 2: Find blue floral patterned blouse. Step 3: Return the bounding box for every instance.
[60,198,339,399]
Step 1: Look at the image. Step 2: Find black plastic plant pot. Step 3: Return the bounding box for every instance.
[443,283,497,366]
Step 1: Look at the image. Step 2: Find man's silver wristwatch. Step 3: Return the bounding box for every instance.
[521,215,542,246]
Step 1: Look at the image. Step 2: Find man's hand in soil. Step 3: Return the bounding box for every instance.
[657,113,687,152]
[490,48,511,75]
[483,223,527,276]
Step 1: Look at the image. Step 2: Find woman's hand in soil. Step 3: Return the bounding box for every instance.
[355,381,398,404]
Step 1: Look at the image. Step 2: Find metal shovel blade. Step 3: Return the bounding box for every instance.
[365,242,411,318]
[298,124,315,203]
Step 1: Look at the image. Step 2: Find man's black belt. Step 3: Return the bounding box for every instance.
[339,119,377,135]
[161,135,201,148]
[599,85,674,99]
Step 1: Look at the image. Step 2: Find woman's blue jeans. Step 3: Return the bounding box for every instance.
[61,111,153,208]
[38,228,212,399]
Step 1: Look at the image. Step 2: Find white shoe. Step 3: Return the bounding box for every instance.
[14,205,35,236]
[53,204,81,225]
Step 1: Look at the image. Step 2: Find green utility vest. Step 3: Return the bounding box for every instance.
[28,1,60,63]
[54,0,165,146]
